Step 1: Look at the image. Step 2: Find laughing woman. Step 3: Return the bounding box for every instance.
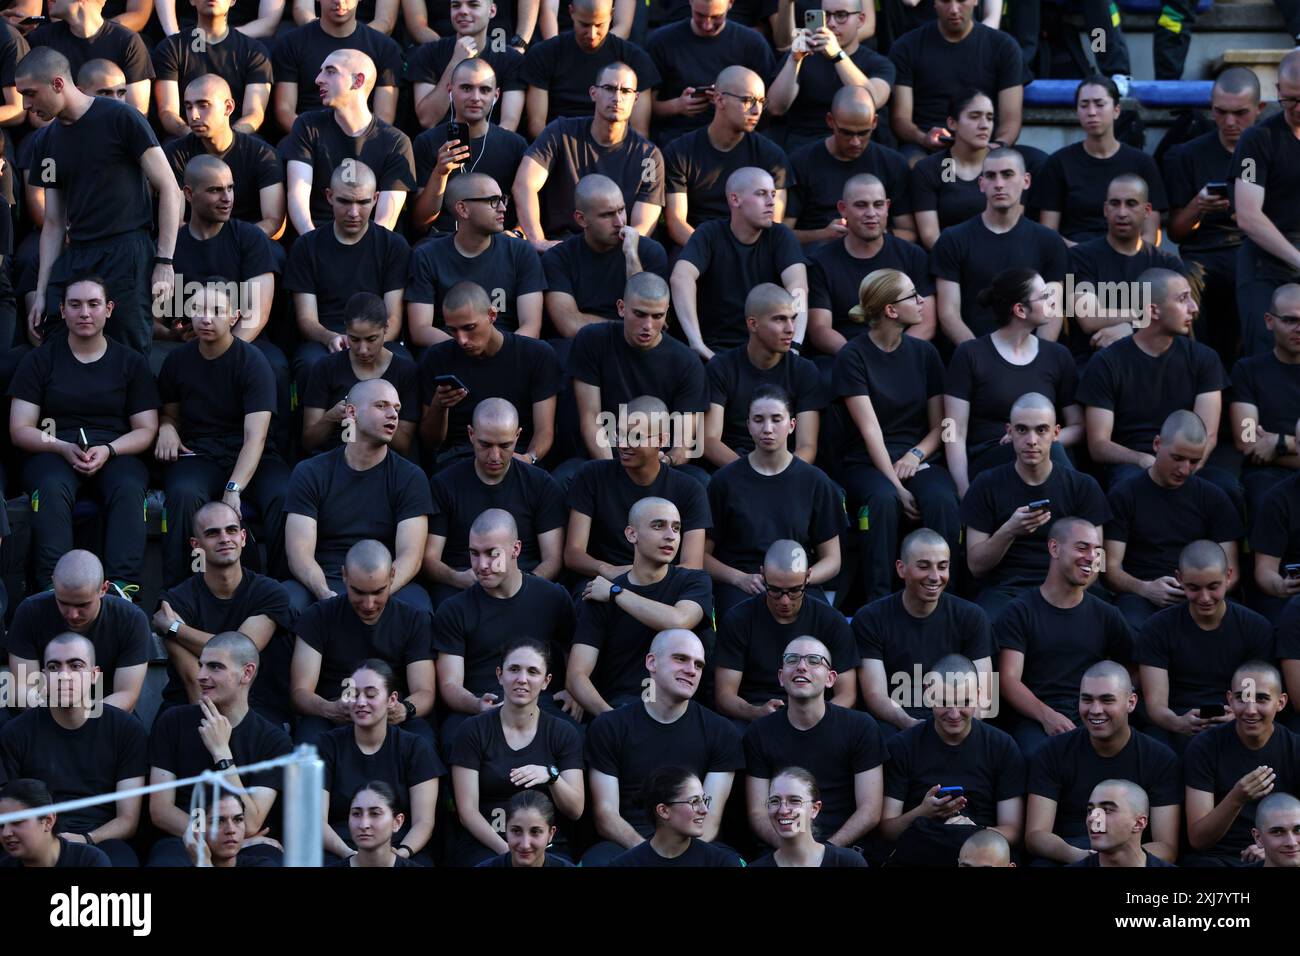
[749,767,868,867]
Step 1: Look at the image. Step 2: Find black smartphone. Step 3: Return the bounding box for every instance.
[694,84,715,97]
[1284,563,1300,578]
[1199,703,1225,719]
[446,121,468,144]
[1027,498,1051,512]
[1205,181,1229,199]
[936,786,964,799]
[434,374,469,393]
[804,8,825,30]
[20,15,47,24]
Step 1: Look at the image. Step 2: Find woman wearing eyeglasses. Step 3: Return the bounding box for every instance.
[831,268,960,603]
[749,767,868,867]
[704,384,845,620]
[608,766,744,867]
[912,90,995,251]
[943,268,1081,495]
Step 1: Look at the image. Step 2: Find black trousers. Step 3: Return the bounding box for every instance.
[42,230,154,356]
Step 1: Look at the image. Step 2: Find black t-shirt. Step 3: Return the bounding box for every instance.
[585,700,744,835]
[911,148,984,232]
[450,709,583,823]
[777,46,897,143]
[1230,351,1300,443]
[404,233,545,334]
[541,232,670,320]
[0,838,110,867]
[663,129,792,226]
[406,39,525,127]
[173,218,278,287]
[5,593,149,694]
[810,238,933,352]
[8,337,159,447]
[647,19,776,142]
[284,224,410,334]
[429,459,566,571]
[30,97,158,243]
[164,132,283,228]
[568,320,709,416]
[930,215,1069,338]
[854,591,994,717]
[1162,129,1241,254]
[1137,602,1275,713]
[152,27,273,114]
[995,590,1135,714]
[679,219,804,351]
[1076,336,1226,455]
[885,718,1025,829]
[29,19,153,82]
[272,20,404,116]
[573,567,713,702]
[787,139,913,231]
[706,457,845,573]
[715,595,856,705]
[478,851,575,867]
[888,21,1021,133]
[749,844,868,867]
[318,724,444,829]
[149,704,292,813]
[416,0,521,38]
[610,838,744,866]
[706,347,826,455]
[1063,238,1187,362]
[961,462,1111,589]
[413,123,529,233]
[1029,727,1181,841]
[295,593,433,699]
[1032,142,1169,243]
[1184,722,1300,855]
[944,335,1078,448]
[302,351,423,433]
[566,458,713,566]
[1231,111,1300,279]
[520,31,661,124]
[0,706,147,833]
[1277,595,1300,660]
[285,445,433,576]
[433,575,576,698]
[744,704,885,836]
[1252,471,1300,562]
[418,332,562,454]
[524,117,666,238]
[1106,472,1244,582]
[279,110,416,228]
[1067,849,1176,867]
[157,338,277,464]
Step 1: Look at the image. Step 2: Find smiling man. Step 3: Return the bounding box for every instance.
[1070,780,1175,867]
[1252,791,1300,867]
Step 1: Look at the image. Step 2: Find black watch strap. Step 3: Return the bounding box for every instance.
[213,758,234,772]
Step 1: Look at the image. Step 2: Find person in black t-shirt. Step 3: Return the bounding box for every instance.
[957,827,1013,867]
[704,285,824,467]
[1252,792,1300,867]
[406,174,545,345]
[411,58,528,237]
[20,48,183,358]
[515,61,665,248]
[1138,540,1273,755]
[28,0,153,113]
[303,293,420,458]
[705,387,843,618]
[1025,660,1181,865]
[8,277,158,592]
[289,540,436,745]
[715,539,857,722]
[478,791,577,867]
[147,632,293,866]
[997,517,1135,757]
[582,627,743,865]
[1104,411,1244,630]
[0,779,111,868]
[280,49,415,234]
[409,0,526,132]
[153,500,294,720]
[569,497,712,713]
[1185,661,1300,865]
[662,66,791,249]
[1071,780,1174,868]
[785,87,915,247]
[749,767,869,867]
[0,634,147,867]
[284,379,432,612]
[1250,451,1300,630]
[672,166,806,359]
[1232,52,1300,357]
[931,147,1068,347]
[542,173,669,336]
[912,89,992,251]
[609,764,744,866]
[155,0,283,41]
[184,793,281,868]
[334,781,423,867]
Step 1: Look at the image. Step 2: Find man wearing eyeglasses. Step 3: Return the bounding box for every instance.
[743,635,884,850]
[715,539,856,725]
[786,87,914,250]
[662,66,792,250]
[932,147,1067,347]
[1233,51,1300,357]
[514,60,664,253]
[647,0,774,147]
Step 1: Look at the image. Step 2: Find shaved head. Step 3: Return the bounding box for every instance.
[445,172,498,211]
[624,270,669,305]
[1256,792,1300,828]
[745,283,794,319]
[330,160,377,193]
[1107,172,1149,202]
[1279,49,1300,85]
[763,539,808,575]
[443,281,492,314]
[900,528,948,563]
[1047,515,1097,546]
[1010,391,1057,420]
[193,500,242,536]
[649,628,704,660]
[1214,66,1261,102]
[717,64,761,91]
[959,828,1012,867]
[206,631,259,671]
[44,633,96,667]
[16,47,72,85]
[575,173,623,213]
[1159,409,1207,445]
[471,397,519,432]
[345,539,393,575]
[831,84,876,121]
[1091,779,1150,819]
[469,508,519,542]
[326,49,377,93]
[1269,283,1300,315]
[77,58,124,89]
[184,72,233,104]
[53,551,104,591]
[1179,539,1228,576]
[1138,267,1186,311]
[1082,660,1134,694]
[571,0,612,14]
[726,166,772,197]
[346,377,399,410]
[184,153,232,190]
[628,496,678,529]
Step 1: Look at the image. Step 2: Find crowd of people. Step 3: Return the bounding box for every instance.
[0,0,1297,870]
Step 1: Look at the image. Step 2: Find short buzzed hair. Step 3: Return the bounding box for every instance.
[193,500,242,536]
[595,59,635,88]
[783,634,831,663]
[443,281,492,314]
[831,83,875,116]
[1047,515,1097,546]
[649,628,703,659]
[1269,283,1300,315]
[345,376,398,411]
[1159,409,1207,445]
[1255,792,1300,828]
[330,159,377,193]
[763,539,807,575]
[984,146,1025,172]
[1092,778,1149,819]
[624,270,669,304]
[745,283,793,319]
[444,172,496,210]
[899,528,948,563]
[471,396,519,431]
[184,153,232,189]
[451,56,496,87]
[725,166,771,197]
[628,496,678,528]
[184,72,233,103]
[44,632,96,667]
[1278,49,1300,85]
[345,539,393,575]
[53,551,105,591]
[960,828,1011,865]
[1179,539,1228,576]
[1232,660,1283,693]
[842,173,883,200]
[1082,660,1134,693]
[1214,66,1260,102]
[205,631,260,671]
[1108,172,1148,202]
[77,58,124,89]
[1009,391,1057,420]
[16,47,72,84]
[575,173,623,213]
[469,508,519,541]
[1138,267,1186,310]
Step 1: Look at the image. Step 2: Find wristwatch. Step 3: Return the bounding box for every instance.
[153,256,174,266]
[909,448,925,460]
[527,451,538,465]
[508,32,527,48]
[213,758,234,772]
[832,49,847,62]
[167,618,182,637]
[1277,433,1288,458]
[402,699,417,722]
[609,584,623,599]
[225,481,241,494]
[105,444,118,459]
[547,765,560,784]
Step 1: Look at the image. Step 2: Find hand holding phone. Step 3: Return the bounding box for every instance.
[1198,703,1225,720]
[804,8,826,31]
